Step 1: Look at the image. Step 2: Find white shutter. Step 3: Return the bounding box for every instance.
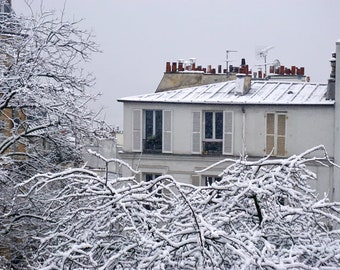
[135,173,141,182]
[132,109,142,152]
[265,113,275,155]
[162,110,172,153]
[276,114,286,156]
[191,175,201,186]
[192,111,201,154]
[223,111,234,155]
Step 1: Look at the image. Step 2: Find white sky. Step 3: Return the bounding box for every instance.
[13,0,340,128]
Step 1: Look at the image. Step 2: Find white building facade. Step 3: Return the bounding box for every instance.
[118,42,340,201]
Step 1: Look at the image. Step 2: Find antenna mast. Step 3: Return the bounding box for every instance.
[257,46,274,76]
[226,49,237,77]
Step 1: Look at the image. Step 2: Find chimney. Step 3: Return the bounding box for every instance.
[171,62,177,73]
[330,52,336,79]
[165,62,171,73]
[235,74,251,95]
[241,58,246,66]
[178,60,184,71]
[291,66,296,75]
[327,52,336,100]
[218,65,222,74]
[189,58,196,70]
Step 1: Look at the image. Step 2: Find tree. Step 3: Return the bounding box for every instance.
[11,145,340,269]
[0,1,112,267]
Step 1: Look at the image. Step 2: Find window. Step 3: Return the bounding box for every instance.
[192,111,233,155]
[144,173,162,199]
[132,109,172,153]
[144,110,163,153]
[203,111,223,154]
[265,112,286,156]
[205,176,222,186]
[145,173,162,182]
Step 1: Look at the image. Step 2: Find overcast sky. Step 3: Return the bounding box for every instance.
[13,0,340,128]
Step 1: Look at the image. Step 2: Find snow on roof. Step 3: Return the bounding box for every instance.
[118,80,334,106]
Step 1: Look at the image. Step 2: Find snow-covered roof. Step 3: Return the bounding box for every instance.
[118,80,334,106]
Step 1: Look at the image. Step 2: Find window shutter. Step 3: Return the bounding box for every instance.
[132,109,142,152]
[265,113,275,155]
[162,110,172,153]
[191,175,201,186]
[223,111,234,155]
[135,173,141,182]
[192,112,201,154]
[276,114,286,156]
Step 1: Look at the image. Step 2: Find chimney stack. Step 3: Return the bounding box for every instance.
[327,52,336,100]
[235,74,251,95]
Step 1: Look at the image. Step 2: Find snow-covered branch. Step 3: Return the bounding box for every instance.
[6,147,340,269]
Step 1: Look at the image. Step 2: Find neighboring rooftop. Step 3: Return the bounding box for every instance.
[118,80,333,106]
[156,57,307,93]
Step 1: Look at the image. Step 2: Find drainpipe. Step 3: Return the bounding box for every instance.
[242,107,246,158]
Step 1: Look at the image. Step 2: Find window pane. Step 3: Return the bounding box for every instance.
[205,112,213,139]
[205,176,222,186]
[205,176,214,186]
[215,112,223,139]
[155,110,163,137]
[145,110,153,138]
[144,110,163,153]
[145,173,161,182]
[145,174,153,182]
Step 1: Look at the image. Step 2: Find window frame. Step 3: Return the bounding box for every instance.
[132,109,172,154]
[203,111,223,142]
[204,175,222,186]
[143,109,163,153]
[192,110,234,155]
[202,111,223,155]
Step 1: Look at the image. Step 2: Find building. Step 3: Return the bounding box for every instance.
[82,135,121,179]
[0,0,27,154]
[118,44,340,202]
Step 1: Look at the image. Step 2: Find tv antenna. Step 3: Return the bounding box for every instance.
[256,46,274,76]
[226,49,237,76]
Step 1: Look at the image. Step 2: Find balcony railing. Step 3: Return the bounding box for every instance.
[143,137,162,153]
[202,141,222,155]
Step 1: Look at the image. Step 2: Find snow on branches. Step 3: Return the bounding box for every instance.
[0,5,112,268]
[0,4,106,165]
[11,145,340,269]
